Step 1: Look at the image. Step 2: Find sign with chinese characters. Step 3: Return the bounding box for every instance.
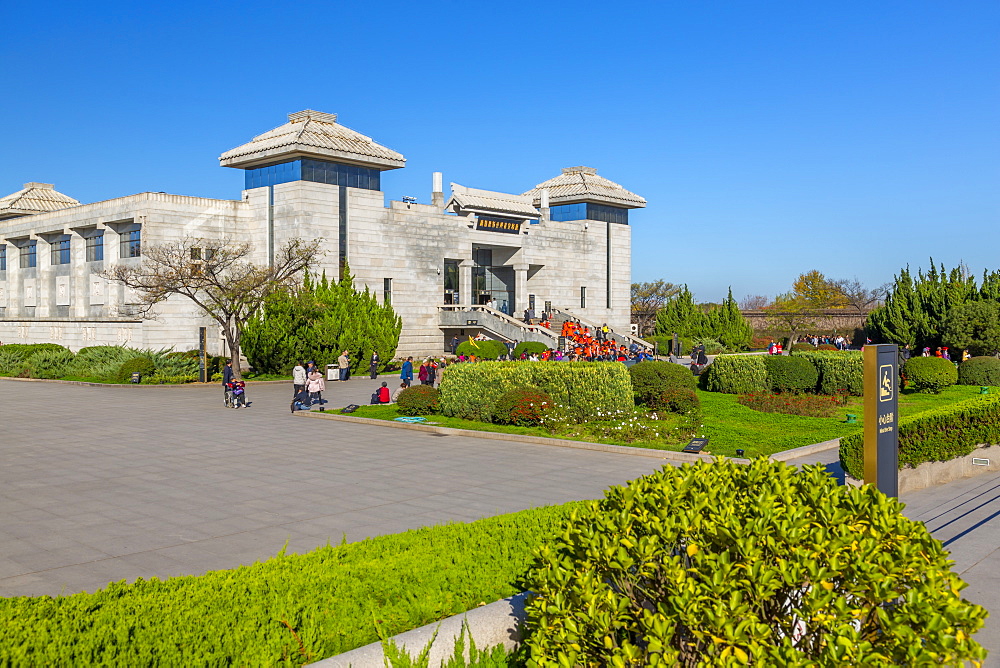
[864,344,899,496]
[476,216,522,234]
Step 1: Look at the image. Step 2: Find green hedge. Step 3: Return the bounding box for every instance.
[763,355,818,392]
[396,385,440,416]
[455,340,508,360]
[628,360,696,406]
[903,356,958,393]
[0,504,578,666]
[840,395,1000,479]
[512,341,549,358]
[794,351,864,395]
[439,361,633,422]
[700,355,767,394]
[959,356,1000,386]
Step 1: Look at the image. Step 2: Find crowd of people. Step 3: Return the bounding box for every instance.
[793,334,852,350]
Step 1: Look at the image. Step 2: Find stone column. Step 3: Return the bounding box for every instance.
[4,239,19,319]
[71,229,87,318]
[459,259,473,306]
[513,263,529,316]
[36,235,53,318]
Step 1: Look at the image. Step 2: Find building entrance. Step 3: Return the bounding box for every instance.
[472,246,514,315]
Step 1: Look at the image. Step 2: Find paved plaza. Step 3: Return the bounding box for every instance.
[2,377,998,660]
[0,377,667,598]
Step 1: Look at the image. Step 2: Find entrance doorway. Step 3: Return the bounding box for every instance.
[472,247,514,315]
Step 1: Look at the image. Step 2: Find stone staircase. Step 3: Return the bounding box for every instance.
[438,305,559,347]
[548,308,652,351]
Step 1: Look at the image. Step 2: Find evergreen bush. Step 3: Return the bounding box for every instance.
[455,340,507,360]
[512,341,549,358]
[243,269,401,375]
[440,362,632,422]
[0,343,69,376]
[522,458,987,666]
[700,355,768,394]
[25,349,76,379]
[628,361,696,406]
[396,385,440,416]
[115,357,157,384]
[840,395,1000,479]
[903,356,958,393]
[691,337,724,355]
[791,343,814,352]
[650,387,701,419]
[492,388,552,426]
[817,343,838,351]
[763,355,819,392]
[795,351,864,395]
[958,356,1000,386]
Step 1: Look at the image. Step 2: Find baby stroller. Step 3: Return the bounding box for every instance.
[227,380,247,409]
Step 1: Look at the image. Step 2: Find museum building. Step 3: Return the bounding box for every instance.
[0,110,646,356]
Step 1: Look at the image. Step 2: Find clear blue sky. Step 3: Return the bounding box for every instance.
[2,1,997,303]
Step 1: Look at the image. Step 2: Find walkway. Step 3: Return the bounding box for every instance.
[0,377,666,598]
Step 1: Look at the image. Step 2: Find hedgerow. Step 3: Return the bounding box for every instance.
[439,362,632,422]
[904,356,958,393]
[512,342,549,358]
[628,360,696,406]
[763,355,818,393]
[794,351,864,395]
[958,356,1000,386]
[455,340,508,360]
[522,458,986,666]
[840,394,1000,479]
[700,355,767,394]
[396,385,441,416]
[0,504,578,666]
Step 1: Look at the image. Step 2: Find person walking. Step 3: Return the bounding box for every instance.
[401,356,414,387]
[338,350,350,381]
[369,351,380,380]
[222,359,234,404]
[292,361,307,397]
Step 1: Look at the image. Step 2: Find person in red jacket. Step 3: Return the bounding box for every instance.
[377,381,390,403]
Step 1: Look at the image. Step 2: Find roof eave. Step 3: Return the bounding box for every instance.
[219,146,406,170]
[538,195,646,209]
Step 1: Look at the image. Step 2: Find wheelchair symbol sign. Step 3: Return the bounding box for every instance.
[879,365,894,402]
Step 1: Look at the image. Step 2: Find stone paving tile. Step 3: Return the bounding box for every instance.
[0,379,666,597]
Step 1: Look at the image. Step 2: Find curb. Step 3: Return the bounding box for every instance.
[309,592,530,667]
[295,411,750,465]
[770,438,841,462]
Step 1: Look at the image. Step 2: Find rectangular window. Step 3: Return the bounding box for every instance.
[121,229,141,258]
[20,241,37,268]
[86,234,104,262]
[51,236,71,265]
[383,277,392,304]
[0,245,5,271]
[580,286,587,309]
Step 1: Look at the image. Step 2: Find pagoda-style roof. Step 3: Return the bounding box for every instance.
[219,110,406,171]
[447,183,540,219]
[0,183,80,221]
[522,166,645,208]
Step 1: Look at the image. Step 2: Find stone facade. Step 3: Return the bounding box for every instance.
[0,111,642,358]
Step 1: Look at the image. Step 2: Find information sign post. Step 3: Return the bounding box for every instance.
[863,344,899,497]
[198,327,208,384]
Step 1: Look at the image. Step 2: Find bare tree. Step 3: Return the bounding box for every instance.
[765,293,817,347]
[102,237,321,379]
[833,277,887,315]
[631,280,680,336]
[738,294,771,310]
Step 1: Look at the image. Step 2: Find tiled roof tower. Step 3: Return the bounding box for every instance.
[522,166,645,209]
[0,183,80,221]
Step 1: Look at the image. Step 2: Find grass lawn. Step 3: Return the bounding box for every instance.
[339,385,992,458]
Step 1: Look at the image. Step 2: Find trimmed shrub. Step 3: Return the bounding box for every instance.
[650,387,700,419]
[738,392,840,418]
[396,385,440,416]
[25,348,76,379]
[700,355,767,394]
[522,458,987,666]
[455,340,508,360]
[512,341,549,358]
[142,374,198,385]
[628,360,697,406]
[817,343,838,351]
[763,355,819,393]
[841,394,1000,479]
[115,357,157,384]
[795,351,864,395]
[904,356,958,393]
[0,503,578,666]
[958,356,1000,386]
[692,337,724,355]
[791,343,815,352]
[492,388,552,426]
[440,362,632,422]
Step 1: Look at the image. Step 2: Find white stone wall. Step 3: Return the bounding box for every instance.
[1,185,634,359]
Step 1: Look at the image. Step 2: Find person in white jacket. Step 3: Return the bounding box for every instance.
[292,362,307,398]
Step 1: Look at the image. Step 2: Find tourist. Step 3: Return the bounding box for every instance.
[376,381,390,404]
[450,335,459,353]
[369,351,380,380]
[392,382,407,402]
[292,361,307,397]
[338,350,351,381]
[418,360,429,385]
[401,356,414,387]
[222,359,234,402]
[306,366,325,405]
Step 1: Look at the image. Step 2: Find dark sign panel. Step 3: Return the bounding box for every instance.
[864,344,899,496]
[476,216,522,234]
